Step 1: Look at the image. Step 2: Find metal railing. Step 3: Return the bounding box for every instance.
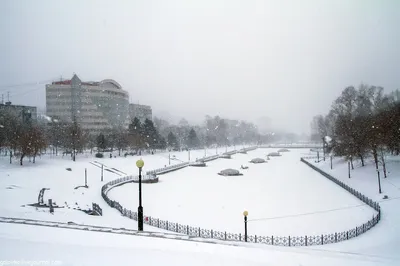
[146,162,189,176]
[92,203,102,216]
[99,150,380,246]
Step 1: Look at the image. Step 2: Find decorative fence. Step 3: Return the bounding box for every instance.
[196,154,220,163]
[222,150,237,156]
[92,203,103,216]
[259,144,322,149]
[99,151,381,246]
[146,162,189,176]
[241,146,258,152]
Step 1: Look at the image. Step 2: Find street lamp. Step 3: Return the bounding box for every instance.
[136,159,145,231]
[243,210,248,242]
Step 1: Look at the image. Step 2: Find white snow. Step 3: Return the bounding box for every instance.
[0,222,395,266]
[1,146,400,265]
[306,155,400,260]
[109,149,375,236]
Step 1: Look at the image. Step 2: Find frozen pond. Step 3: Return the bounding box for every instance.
[109,148,376,236]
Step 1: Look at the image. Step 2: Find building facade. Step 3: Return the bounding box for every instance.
[46,74,130,134]
[129,103,152,122]
[0,102,37,124]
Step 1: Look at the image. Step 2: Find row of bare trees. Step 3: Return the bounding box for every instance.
[0,111,46,165]
[311,85,400,177]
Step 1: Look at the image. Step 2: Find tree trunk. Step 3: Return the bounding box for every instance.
[359,154,365,167]
[372,148,379,173]
[382,159,387,178]
[20,154,25,166]
[118,148,121,156]
[350,157,354,170]
[33,155,36,163]
[379,150,387,178]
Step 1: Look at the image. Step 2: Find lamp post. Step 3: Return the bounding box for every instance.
[136,159,144,231]
[243,210,248,242]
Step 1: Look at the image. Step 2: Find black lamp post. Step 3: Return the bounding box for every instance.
[243,210,248,242]
[136,159,144,231]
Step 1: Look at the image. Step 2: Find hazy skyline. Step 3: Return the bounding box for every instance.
[2,0,400,134]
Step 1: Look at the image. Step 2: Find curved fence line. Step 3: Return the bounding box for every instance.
[146,162,189,176]
[100,149,380,246]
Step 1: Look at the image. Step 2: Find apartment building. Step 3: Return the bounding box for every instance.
[129,103,152,122]
[46,74,130,134]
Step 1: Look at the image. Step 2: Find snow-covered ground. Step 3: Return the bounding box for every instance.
[1,146,400,265]
[307,155,400,261]
[109,149,376,236]
[0,222,396,266]
[0,147,238,230]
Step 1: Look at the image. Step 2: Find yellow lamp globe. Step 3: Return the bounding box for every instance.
[136,159,144,168]
[243,210,248,217]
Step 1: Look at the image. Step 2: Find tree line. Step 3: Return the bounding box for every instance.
[1,109,280,165]
[311,85,400,177]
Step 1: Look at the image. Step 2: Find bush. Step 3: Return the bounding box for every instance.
[95,153,104,158]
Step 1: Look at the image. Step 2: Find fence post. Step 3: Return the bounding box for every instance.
[321,234,324,245]
[346,231,349,240]
[187,225,189,235]
[288,236,291,246]
[363,224,365,233]
[211,230,213,239]
[272,236,274,245]
[305,236,307,246]
[101,164,104,182]
[335,232,337,242]
[198,227,201,237]
[157,219,160,228]
[255,235,257,243]
[49,199,54,214]
[166,221,169,230]
[176,223,178,233]
[225,231,227,240]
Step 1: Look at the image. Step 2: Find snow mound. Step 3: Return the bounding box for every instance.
[218,169,243,176]
[268,152,281,157]
[250,158,266,164]
[277,148,290,152]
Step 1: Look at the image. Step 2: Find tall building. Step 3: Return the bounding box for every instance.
[0,102,37,123]
[46,74,130,134]
[129,103,152,122]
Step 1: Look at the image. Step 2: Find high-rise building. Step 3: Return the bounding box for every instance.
[46,74,130,134]
[129,103,152,122]
[0,102,37,124]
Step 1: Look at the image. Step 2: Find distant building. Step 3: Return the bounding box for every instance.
[0,102,37,123]
[129,103,152,122]
[46,74,130,134]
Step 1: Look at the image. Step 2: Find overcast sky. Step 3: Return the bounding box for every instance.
[1,0,399,134]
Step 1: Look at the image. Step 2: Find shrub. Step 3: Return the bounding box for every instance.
[95,153,104,158]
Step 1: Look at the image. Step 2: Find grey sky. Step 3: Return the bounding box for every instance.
[1,0,399,134]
